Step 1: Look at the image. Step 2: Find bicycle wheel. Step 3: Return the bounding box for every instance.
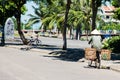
[35,39,42,46]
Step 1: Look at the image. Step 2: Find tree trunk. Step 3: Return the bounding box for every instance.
[75,25,81,40]
[91,0,98,30]
[62,0,71,50]
[70,26,73,39]
[16,5,28,45]
[17,16,28,44]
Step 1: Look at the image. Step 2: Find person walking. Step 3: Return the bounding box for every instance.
[88,29,102,68]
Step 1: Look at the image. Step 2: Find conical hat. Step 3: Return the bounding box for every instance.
[91,29,100,34]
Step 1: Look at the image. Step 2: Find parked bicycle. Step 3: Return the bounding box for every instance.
[20,35,42,51]
[28,35,42,46]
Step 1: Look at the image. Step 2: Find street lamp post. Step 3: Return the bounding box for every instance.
[1,1,5,46]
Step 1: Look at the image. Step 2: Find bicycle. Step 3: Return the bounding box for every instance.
[20,35,42,51]
[28,36,42,46]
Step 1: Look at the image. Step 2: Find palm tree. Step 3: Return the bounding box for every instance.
[68,9,84,39]
[80,0,91,39]
[68,0,91,40]
[62,0,71,50]
[27,0,65,32]
[28,0,92,46]
[27,0,71,50]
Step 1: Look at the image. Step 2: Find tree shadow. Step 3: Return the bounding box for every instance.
[2,39,120,62]
[44,48,85,62]
[20,44,62,51]
[36,44,61,50]
[5,43,23,45]
[16,43,85,62]
[19,43,85,62]
[0,38,23,46]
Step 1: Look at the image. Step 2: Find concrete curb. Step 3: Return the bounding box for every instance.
[110,66,120,73]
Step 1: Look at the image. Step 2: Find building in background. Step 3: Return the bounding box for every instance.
[98,0,116,23]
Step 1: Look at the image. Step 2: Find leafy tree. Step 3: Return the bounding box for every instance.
[113,8,120,20]
[101,22,120,30]
[102,36,120,53]
[112,0,120,7]
[68,0,91,40]
[112,0,120,20]
[79,0,91,39]
[41,0,70,50]
[0,0,27,45]
[0,0,28,45]
[27,0,92,49]
[0,0,14,45]
[0,1,14,25]
[27,0,72,50]
[0,0,41,45]
[27,0,65,30]
[11,0,28,44]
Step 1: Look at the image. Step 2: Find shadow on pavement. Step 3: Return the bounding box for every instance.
[5,43,23,45]
[30,44,85,62]
[36,44,61,50]
[18,44,61,51]
[2,42,120,62]
[12,43,85,62]
[44,48,85,62]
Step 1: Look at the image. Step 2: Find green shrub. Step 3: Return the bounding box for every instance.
[102,36,120,53]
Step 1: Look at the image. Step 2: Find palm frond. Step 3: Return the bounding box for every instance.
[27,14,39,18]
[48,19,55,29]
[26,19,40,27]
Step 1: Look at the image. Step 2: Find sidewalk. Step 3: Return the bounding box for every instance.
[5,44,120,73]
[101,60,120,72]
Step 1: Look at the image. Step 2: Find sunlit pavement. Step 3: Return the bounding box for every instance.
[0,46,120,80]
[0,36,120,80]
[4,36,120,73]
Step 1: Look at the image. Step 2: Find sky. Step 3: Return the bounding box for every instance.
[21,1,40,30]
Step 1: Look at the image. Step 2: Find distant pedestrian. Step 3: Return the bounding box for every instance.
[88,29,102,50]
[88,29,102,68]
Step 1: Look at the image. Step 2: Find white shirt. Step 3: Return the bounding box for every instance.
[89,35,102,50]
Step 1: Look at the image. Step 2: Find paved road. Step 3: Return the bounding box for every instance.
[2,36,91,49]
[0,47,120,80]
[39,37,91,49]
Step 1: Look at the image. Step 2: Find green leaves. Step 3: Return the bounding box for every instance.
[112,0,120,7]
[101,23,120,30]
[113,8,120,20]
[112,0,120,20]
[0,0,27,25]
[102,36,120,53]
[27,0,92,32]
